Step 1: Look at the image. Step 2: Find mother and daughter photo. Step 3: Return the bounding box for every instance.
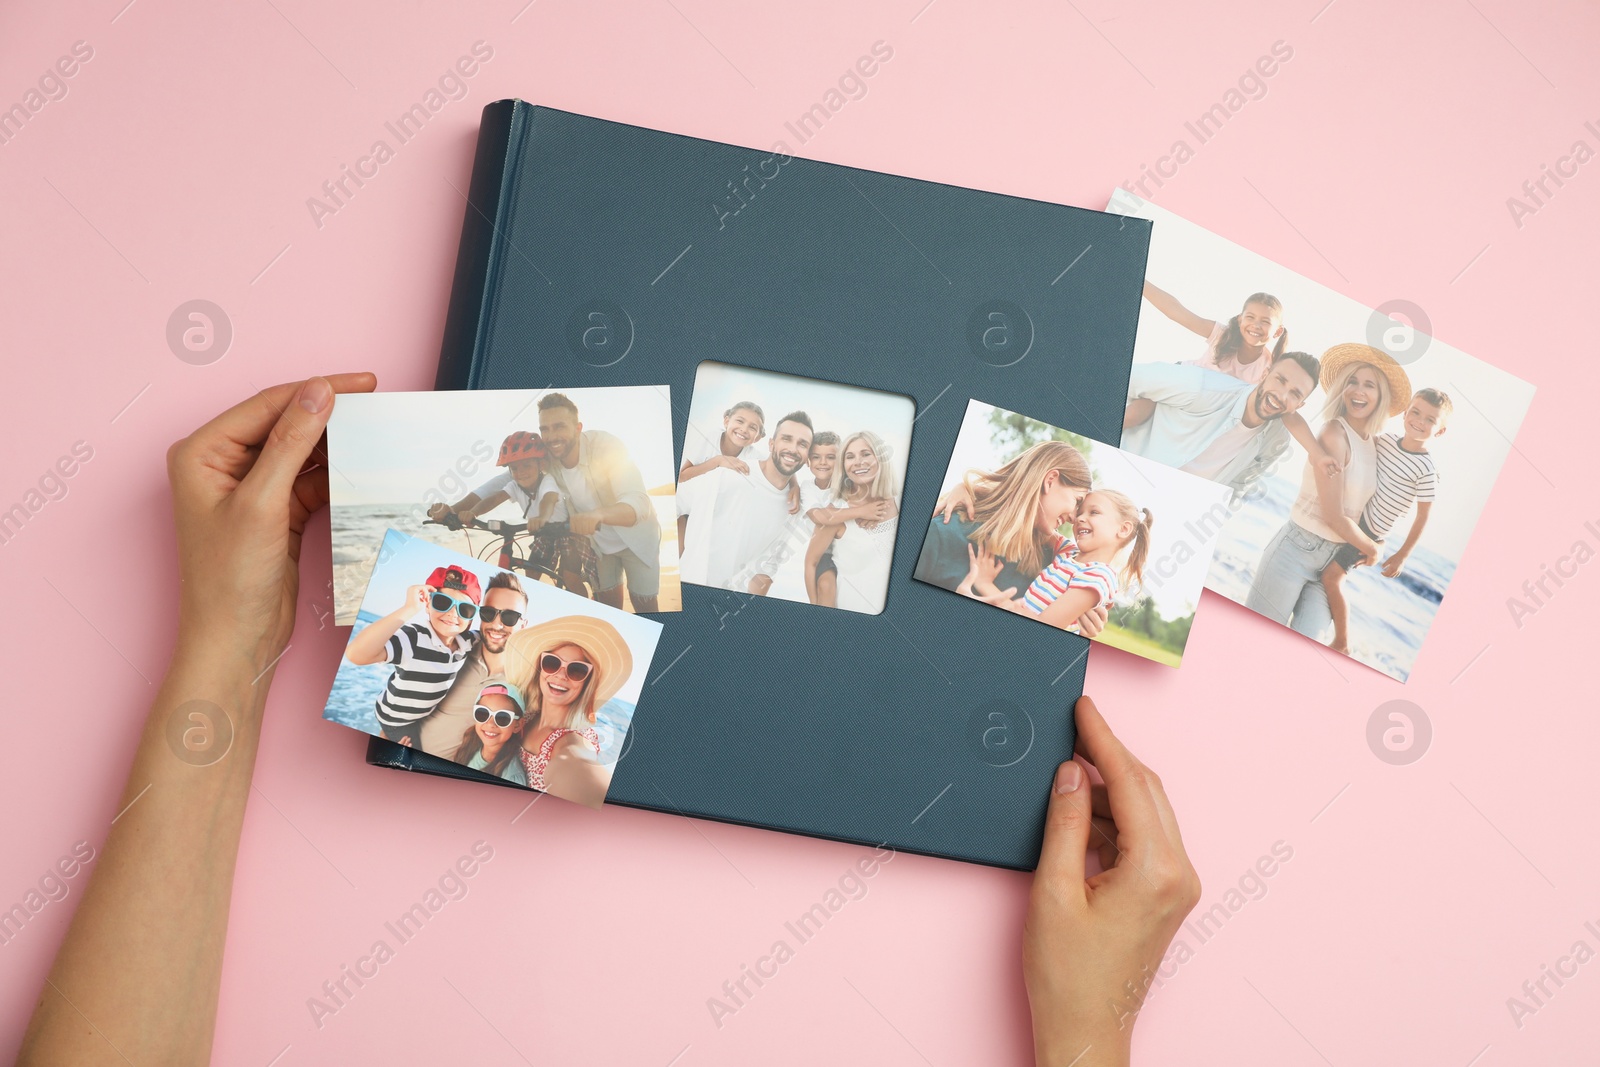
[914,400,1228,668]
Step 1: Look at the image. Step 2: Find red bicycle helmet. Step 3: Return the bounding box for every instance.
[497,430,546,466]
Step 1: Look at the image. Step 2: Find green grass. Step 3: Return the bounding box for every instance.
[1094,623,1184,668]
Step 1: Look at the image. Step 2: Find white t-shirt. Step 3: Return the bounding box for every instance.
[1180,420,1267,481]
[557,463,627,555]
[472,471,568,523]
[680,464,794,590]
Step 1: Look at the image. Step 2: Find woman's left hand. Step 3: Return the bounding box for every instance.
[168,373,377,664]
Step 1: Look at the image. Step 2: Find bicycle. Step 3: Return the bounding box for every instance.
[424,514,593,599]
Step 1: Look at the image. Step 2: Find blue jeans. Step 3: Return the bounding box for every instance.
[1244,521,1339,641]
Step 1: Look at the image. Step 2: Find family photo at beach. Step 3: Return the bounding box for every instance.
[322,530,662,808]
[1110,191,1536,680]
[325,386,680,624]
[914,400,1227,667]
[676,362,915,616]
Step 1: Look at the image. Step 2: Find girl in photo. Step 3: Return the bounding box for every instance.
[452,679,529,785]
[803,430,898,613]
[1142,281,1288,383]
[1245,344,1411,641]
[965,490,1153,633]
[915,441,1108,633]
[677,400,799,554]
[503,616,634,808]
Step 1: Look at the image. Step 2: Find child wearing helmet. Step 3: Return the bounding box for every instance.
[431,431,598,596]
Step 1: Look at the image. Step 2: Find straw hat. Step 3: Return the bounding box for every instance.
[502,615,634,712]
[1319,343,1412,417]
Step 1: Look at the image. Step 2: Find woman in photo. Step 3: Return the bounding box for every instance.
[451,679,529,785]
[804,430,899,613]
[1244,344,1411,641]
[916,441,1108,633]
[503,616,634,807]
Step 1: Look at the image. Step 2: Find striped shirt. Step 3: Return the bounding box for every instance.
[1361,433,1438,539]
[1022,541,1119,621]
[374,623,479,727]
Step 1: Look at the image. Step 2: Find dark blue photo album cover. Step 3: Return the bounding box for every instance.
[364,101,1150,869]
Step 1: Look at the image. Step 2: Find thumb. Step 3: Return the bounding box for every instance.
[1035,758,1091,887]
[243,377,336,502]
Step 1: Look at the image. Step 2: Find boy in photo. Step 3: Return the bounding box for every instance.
[431,432,598,597]
[1320,388,1448,654]
[344,564,482,747]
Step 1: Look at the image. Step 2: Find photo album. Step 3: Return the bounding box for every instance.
[310,102,1532,869]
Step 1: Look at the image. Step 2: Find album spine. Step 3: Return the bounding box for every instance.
[433,97,528,392]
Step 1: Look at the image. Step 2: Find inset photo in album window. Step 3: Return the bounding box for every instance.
[675,362,915,615]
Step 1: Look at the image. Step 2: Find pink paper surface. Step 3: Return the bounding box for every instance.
[2,1,1596,1063]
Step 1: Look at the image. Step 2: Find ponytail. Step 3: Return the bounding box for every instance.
[1123,507,1154,591]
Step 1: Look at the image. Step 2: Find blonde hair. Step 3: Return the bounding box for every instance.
[833,430,897,504]
[1086,489,1154,592]
[503,637,600,731]
[1321,362,1391,438]
[964,441,1093,574]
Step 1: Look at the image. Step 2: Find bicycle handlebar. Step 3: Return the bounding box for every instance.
[424,516,528,535]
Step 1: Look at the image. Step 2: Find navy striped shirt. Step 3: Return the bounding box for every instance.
[374,623,478,727]
[1362,432,1437,539]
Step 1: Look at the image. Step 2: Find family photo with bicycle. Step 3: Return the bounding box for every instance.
[321,528,664,808]
[325,385,681,623]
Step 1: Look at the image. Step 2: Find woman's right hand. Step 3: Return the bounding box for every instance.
[1024,697,1201,1067]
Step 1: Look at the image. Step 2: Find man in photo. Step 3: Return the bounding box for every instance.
[418,571,528,759]
[681,411,813,593]
[1122,349,1321,498]
[537,392,664,614]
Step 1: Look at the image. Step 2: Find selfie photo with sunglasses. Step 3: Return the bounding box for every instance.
[324,529,663,807]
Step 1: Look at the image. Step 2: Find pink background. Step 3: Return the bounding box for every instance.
[2,0,1596,1062]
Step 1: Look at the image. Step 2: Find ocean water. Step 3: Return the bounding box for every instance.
[1207,476,1455,682]
[322,616,637,763]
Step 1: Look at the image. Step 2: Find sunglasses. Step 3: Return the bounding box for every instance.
[540,652,593,682]
[429,592,477,620]
[477,606,522,626]
[473,705,521,729]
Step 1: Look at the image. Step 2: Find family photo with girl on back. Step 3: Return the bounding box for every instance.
[1111,190,1534,679]
[676,362,915,616]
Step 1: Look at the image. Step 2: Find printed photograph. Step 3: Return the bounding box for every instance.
[676,362,915,615]
[326,386,679,623]
[913,400,1229,667]
[322,529,663,808]
[1108,190,1537,681]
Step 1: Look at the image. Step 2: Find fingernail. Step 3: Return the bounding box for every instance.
[299,376,333,413]
[1054,761,1082,795]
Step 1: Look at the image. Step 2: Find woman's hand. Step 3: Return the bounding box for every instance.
[168,373,377,664]
[1025,697,1202,1067]
[933,482,976,523]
